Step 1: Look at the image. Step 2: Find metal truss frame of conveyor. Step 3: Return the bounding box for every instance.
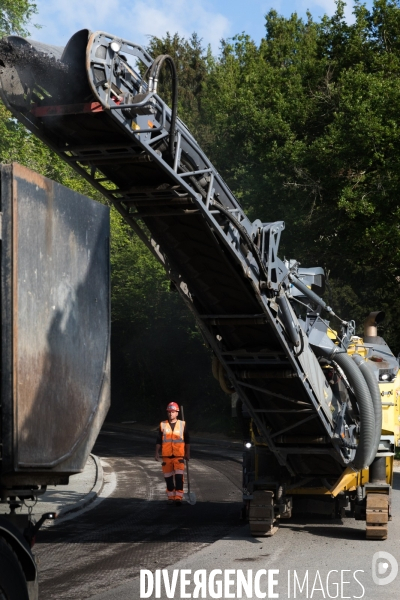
[0,30,355,472]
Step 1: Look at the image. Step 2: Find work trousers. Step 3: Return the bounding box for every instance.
[161,456,185,501]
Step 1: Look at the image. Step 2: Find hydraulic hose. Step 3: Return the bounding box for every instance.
[289,274,348,327]
[333,352,375,470]
[276,294,300,347]
[352,353,382,467]
[289,274,333,314]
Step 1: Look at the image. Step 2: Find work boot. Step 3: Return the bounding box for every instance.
[175,500,182,506]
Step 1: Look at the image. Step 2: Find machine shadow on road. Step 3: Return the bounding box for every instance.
[36,497,243,545]
[192,451,242,465]
[280,522,365,541]
[94,433,243,466]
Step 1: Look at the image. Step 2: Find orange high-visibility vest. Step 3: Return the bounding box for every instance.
[160,420,186,457]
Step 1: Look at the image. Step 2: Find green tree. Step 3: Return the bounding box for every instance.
[199,0,400,349]
[108,208,225,429]
[0,0,37,37]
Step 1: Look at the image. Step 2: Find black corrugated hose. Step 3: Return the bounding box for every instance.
[333,352,376,470]
[352,353,382,466]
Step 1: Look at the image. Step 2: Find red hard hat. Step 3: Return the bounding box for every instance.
[166,402,179,412]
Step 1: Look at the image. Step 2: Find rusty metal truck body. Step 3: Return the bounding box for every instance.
[0,163,110,599]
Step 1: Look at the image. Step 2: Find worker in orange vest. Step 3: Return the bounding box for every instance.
[155,402,190,505]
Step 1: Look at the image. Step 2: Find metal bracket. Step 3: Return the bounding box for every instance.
[260,221,285,289]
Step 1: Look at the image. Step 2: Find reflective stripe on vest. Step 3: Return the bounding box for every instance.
[160,420,185,457]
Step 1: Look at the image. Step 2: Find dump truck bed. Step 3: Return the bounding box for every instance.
[0,163,110,485]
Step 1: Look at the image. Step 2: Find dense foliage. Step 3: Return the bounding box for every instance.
[156,0,400,350]
[1,0,400,430]
[0,0,37,37]
[195,0,400,348]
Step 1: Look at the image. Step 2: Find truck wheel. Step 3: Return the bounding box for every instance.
[0,537,29,600]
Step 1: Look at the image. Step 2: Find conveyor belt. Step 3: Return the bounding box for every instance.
[0,29,379,483]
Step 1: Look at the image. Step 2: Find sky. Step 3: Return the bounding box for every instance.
[31,0,374,53]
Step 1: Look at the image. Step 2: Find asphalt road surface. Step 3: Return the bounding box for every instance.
[34,430,243,600]
[34,430,400,600]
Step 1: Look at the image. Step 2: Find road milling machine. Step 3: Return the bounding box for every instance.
[1,29,399,542]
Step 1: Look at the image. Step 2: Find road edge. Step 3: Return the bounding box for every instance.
[57,453,104,519]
